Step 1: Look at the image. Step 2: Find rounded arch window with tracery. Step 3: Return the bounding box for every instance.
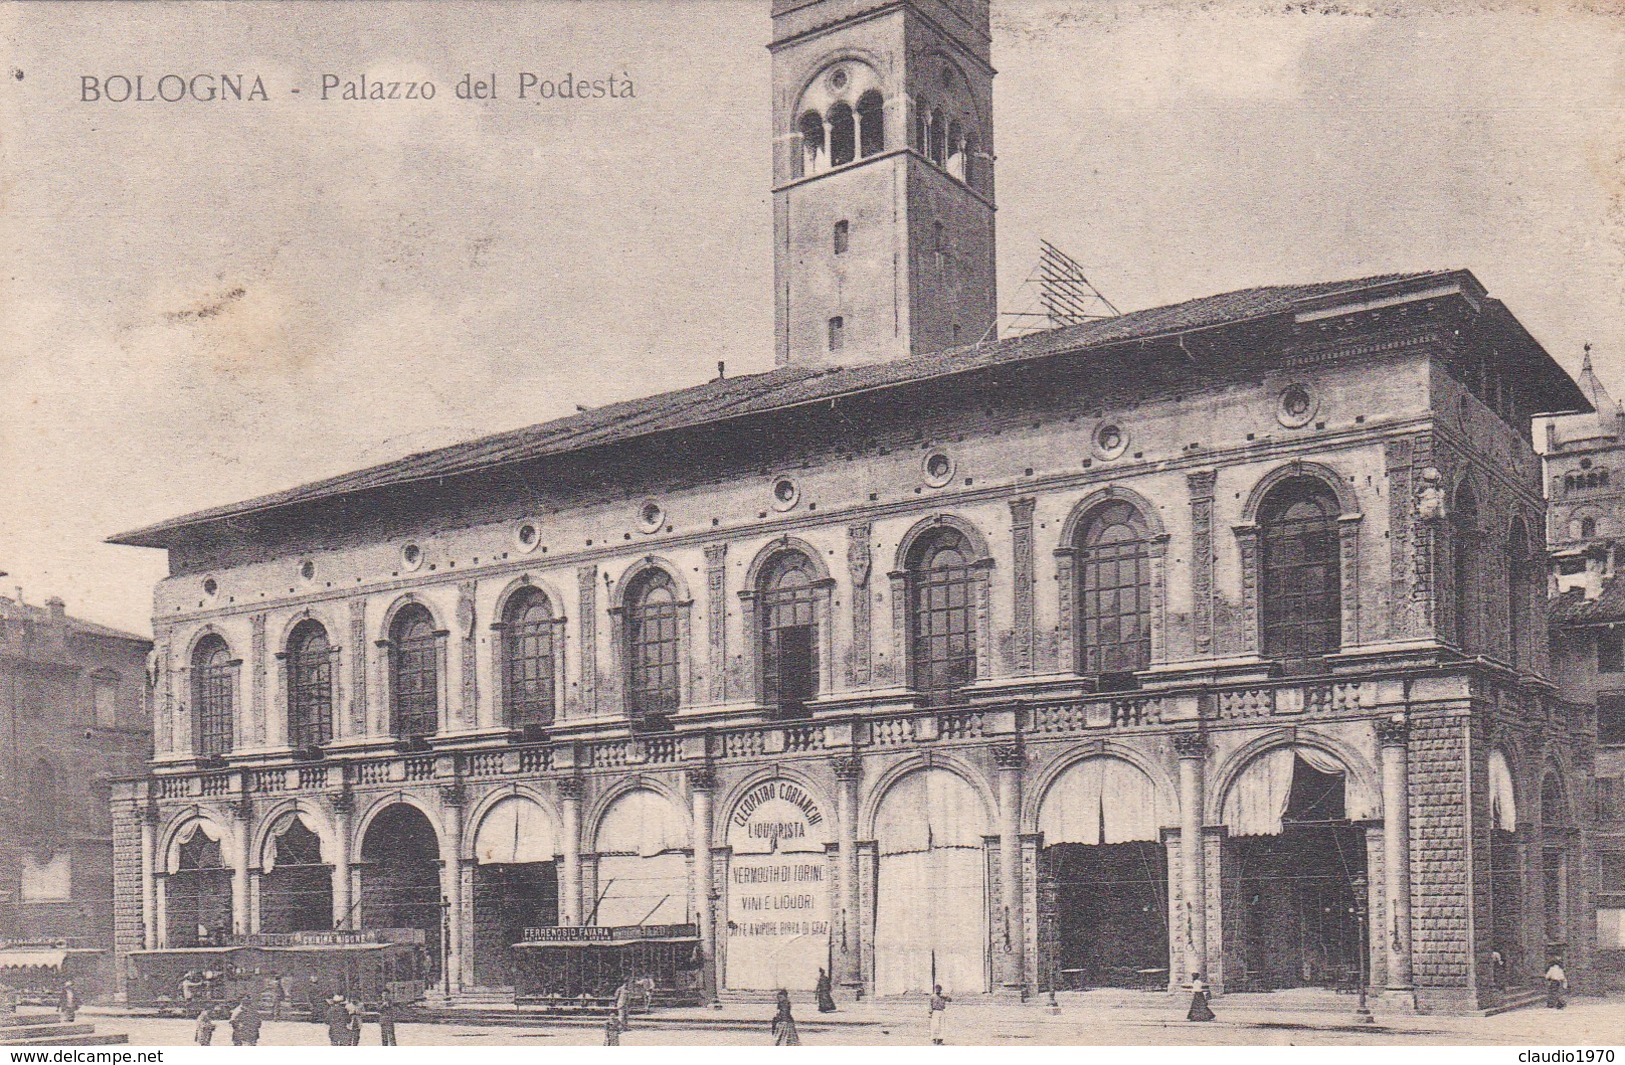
[793,61,885,178]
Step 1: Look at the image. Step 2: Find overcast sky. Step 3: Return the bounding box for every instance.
[2,0,1621,637]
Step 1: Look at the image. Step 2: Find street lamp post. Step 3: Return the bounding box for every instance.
[440,895,452,997]
[1350,872,1375,1024]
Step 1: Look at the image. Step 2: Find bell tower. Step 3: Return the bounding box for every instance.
[771,0,997,367]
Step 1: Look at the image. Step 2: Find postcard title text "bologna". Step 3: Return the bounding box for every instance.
[78,72,634,103]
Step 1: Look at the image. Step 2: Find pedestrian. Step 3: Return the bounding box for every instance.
[325,994,350,1045]
[270,972,286,1021]
[928,985,951,1045]
[613,979,632,1032]
[771,989,800,1046]
[604,1014,623,1046]
[229,995,262,1046]
[1186,972,1215,1022]
[377,991,398,1046]
[181,970,202,1004]
[346,995,363,1045]
[195,1008,216,1046]
[815,968,837,1014]
[1545,959,1567,1009]
[57,980,78,1024]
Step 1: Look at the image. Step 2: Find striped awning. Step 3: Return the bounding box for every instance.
[0,950,66,969]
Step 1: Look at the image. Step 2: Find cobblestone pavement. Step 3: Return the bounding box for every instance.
[58,997,1623,1047]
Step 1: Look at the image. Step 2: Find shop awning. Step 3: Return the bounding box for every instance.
[474,796,559,865]
[0,950,65,969]
[513,936,697,949]
[261,943,389,953]
[1037,757,1160,845]
[1489,750,1518,831]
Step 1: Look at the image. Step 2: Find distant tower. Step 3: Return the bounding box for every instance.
[771,0,997,367]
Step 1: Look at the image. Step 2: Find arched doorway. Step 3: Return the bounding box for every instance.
[1219,747,1369,991]
[166,822,232,946]
[723,779,831,991]
[260,815,334,933]
[873,768,988,995]
[1488,750,1526,987]
[359,805,443,981]
[471,796,559,989]
[591,789,690,926]
[1036,757,1167,989]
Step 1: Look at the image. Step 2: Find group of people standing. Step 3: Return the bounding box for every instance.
[190,990,397,1045]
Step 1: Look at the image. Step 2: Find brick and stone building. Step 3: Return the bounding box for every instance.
[1542,352,1625,991]
[0,591,151,998]
[108,0,1596,1014]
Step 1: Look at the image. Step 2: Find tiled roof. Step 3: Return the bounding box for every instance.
[110,268,1583,548]
[0,596,151,644]
[1549,580,1625,627]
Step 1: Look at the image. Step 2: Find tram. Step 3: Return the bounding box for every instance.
[126,929,427,1016]
[511,924,704,1011]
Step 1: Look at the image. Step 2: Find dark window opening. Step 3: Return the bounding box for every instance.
[1599,630,1624,674]
[828,316,845,352]
[857,90,884,157]
[833,219,849,255]
[828,102,855,167]
[1259,478,1342,658]
[1599,694,1625,745]
[797,110,825,178]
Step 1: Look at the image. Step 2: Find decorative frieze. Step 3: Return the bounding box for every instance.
[1009,498,1036,675]
[1188,471,1217,656]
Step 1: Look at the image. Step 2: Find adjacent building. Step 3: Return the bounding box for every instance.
[0,592,151,998]
[108,0,1598,1014]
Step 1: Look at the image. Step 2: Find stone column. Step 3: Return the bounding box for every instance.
[1174,731,1208,980]
[441,785,466,991]
[231,812,251,935]
[559,777,584,926]
[331,789,354,929]
[690,767,719,1004]
[1378,715,1414,994]
[139,806,158,949]
[995,744,1025,991]
[834,755,863,992]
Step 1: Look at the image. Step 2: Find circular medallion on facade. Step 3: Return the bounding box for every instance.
[1276,384,1318,428]
[771,476,801,512]
[922,449,955,488]
[401,543,424,571]
[299,560,317,582]
[638,500,665,534]
[826,66,848,92]
[1092,422,1130,460]
[202,576,219,598]
[515,521,541,553]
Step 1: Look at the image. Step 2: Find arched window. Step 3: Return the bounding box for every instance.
[286,621,334,749]
[1508,518,1529,670]
[1075,501,1153,678]
[759,553,819,715]
[928,108,947,165]
[1582,516,1598,539]
[390,605,439,738]
[833,219,850,255]
[626,569,681,721]
[1454,483,1479,651]
[828,102,855,167]
[857,90,884,157]
[192,634,234,758]
[946,119,965,179]
[913,97,929,154]
[502,587,556,728]
[907,528,978,700]
[1258,478,1342,659]
[798,110,826,177]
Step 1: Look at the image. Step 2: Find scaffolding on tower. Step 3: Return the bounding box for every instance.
[1001,240,1120,338]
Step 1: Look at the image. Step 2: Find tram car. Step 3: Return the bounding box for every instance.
[127,930,427,1016]
[0,943,107,1005]
[511,924,704,1012]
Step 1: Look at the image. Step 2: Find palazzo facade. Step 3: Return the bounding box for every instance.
[108,0,1596,1014]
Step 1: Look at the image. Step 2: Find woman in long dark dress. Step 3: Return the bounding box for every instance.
[1186,972,1215,1022]
[814,969,837,1013]
[771,989,801,1045]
